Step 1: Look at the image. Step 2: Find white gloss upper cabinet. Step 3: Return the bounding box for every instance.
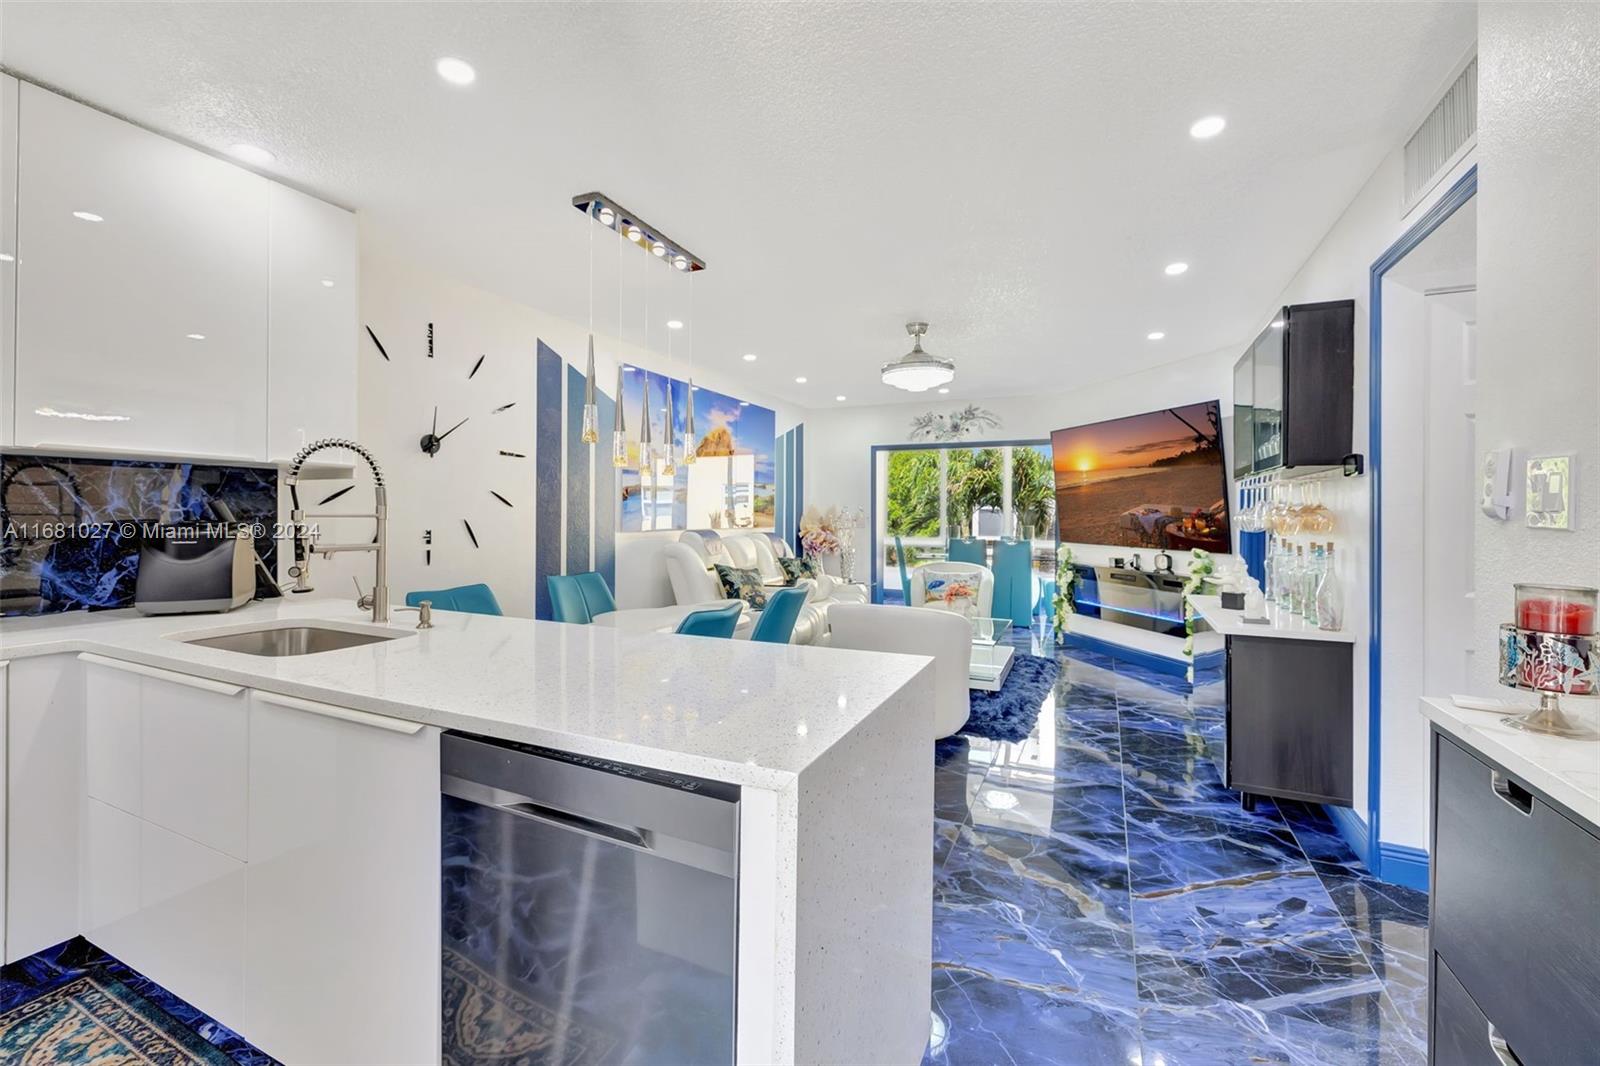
[1,75,19,447]
[245,692,440,1064]
[12,83,270,458]
[266,184,356,460]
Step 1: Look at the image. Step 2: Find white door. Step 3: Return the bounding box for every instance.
[244,691,440,1064]
[1422,290,1477,696]
[12,83,270,459]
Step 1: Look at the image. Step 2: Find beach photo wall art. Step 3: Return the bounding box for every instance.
[615,367,777,533]
[1050,400,1231,553]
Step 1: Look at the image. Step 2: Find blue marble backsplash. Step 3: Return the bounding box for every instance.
[0,454,278,617]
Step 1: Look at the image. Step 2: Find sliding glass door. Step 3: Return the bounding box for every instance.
[874,440,1055,609]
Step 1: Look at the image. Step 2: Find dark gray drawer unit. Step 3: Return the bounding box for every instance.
[1429,730,1600,1066]
[1429,956,1505,1066]
[1223,635,1353,807]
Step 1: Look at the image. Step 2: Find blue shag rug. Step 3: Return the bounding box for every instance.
[962,653,1061,742]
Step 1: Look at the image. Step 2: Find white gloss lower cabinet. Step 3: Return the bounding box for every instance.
[244,692,440,1065]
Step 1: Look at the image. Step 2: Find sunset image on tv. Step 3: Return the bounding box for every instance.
[1051,401,1230,552]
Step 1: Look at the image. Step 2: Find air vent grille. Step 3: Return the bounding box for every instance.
[1403,56,1477,213]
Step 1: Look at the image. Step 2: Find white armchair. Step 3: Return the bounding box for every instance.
[826,604,971,738]
[909,561,995,618]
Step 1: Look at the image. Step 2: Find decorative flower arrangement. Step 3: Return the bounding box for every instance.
[1052,547,1076,639]
[798,505,844,558]
[1181,548,1217,682]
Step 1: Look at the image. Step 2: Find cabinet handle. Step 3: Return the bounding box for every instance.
[252,690,423,735]
[77,653,244,696]
[1490,770,1533,816]
[1487,1023,1523,1066]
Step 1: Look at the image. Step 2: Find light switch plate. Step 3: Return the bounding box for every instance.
[1525,454,1574,530]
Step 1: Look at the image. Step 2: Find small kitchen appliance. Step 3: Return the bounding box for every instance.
[1497,582,1598,740]
[133,524,256,615]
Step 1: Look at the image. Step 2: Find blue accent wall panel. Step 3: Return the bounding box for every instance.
[534,341,563,621]
[793,423,804,549]
[776,433,789,551]
[565,364,591,576]
[594,386,616,590]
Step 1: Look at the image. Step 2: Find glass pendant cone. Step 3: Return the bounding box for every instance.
[581,335,600,444]
[611,365,628,467]
[683,377,697,464]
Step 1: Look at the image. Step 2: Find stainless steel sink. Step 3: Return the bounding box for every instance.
[182,625,406,657]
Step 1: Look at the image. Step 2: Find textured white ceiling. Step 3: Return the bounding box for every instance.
[0,1,1476,409]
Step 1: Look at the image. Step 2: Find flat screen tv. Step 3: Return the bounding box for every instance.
[1051,400,1230,553]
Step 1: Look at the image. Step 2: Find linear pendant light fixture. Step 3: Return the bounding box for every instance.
[881,321,955,392]
[572,192,706,273]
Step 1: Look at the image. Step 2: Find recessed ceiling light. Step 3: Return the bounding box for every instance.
[229,143,275,166]
[937,387,950,394]
[794,376,807,384]
[0,253,13,262]
[185,333,206,341]
[435,57,476,86]
[1164,261,1189,276]
[321,277,336,288]
[742,353,757,362]
[666,320,683,330]
[835,395,847,402]
[1147,331,1166,341]
[1189,115,1227,140]
[72,211,103,223]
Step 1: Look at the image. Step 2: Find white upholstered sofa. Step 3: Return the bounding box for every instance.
[663,530,867,644]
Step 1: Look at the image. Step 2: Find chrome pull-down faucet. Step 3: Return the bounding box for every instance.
[285,438,389,623]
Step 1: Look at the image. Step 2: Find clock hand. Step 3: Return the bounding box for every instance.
[437,416,470,442]
[432,405,438,436]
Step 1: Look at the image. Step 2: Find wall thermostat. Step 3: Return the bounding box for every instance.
[1480,447,1514,520]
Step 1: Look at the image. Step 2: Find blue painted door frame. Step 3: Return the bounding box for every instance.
[1362,165,1477,890]
[867,438,1051,602]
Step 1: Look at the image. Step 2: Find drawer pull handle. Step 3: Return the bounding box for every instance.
[1490,771,1533,816]
[1487,1022,1523,1066]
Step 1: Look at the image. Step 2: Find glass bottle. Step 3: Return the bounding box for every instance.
[1315,543,1343,631]
[1274,541,1294,609]
[1264,538,1280,607]
[1303,543,1326,625]
[1291,544,1307,614]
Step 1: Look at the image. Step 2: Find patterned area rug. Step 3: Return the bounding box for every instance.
[0,973,235,1065]
[442,945,619,1066]
[963,652,1061,742]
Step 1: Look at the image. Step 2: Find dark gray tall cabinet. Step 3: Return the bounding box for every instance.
[1233,300,1355,477]
[1428,730,1600,1065]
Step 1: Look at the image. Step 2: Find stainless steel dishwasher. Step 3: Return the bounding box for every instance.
[440,731,739,1065]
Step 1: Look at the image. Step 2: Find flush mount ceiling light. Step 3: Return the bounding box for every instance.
[1164,262,1189,276]
[1189,115,1227,139]
[229,143,275,166]
[881,321,955,392]
[572,192,706,273]
[435,57,476,86]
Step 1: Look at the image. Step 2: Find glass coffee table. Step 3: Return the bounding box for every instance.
[968,616,1015,691]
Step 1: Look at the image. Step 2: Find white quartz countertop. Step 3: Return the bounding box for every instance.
[0,600,931,791]
[1420,695,1600,829]
[1188,594,1356,644]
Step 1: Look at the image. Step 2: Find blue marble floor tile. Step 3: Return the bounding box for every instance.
[928,640,1428,1066]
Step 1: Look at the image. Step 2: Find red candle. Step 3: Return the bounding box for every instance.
[1518,598,1596,635]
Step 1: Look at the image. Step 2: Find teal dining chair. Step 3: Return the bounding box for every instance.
[893,535,912,604]
[946,537,986,566]
[545,572,617,624]
[750,586,807,644]
[405,583,502,616]
[990,539,1035,628]
[674,601,744,638]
